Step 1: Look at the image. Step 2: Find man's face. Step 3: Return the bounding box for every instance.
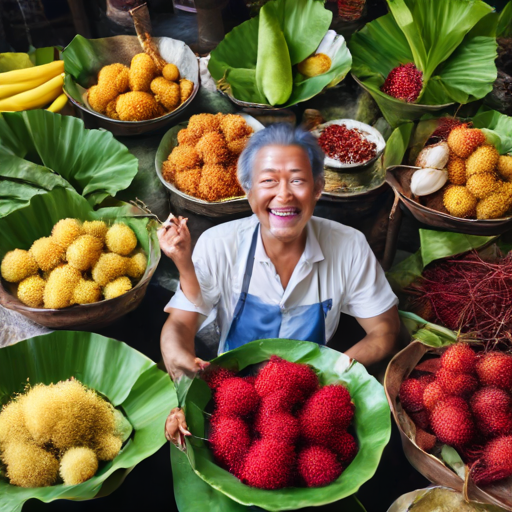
[247,144,323,244]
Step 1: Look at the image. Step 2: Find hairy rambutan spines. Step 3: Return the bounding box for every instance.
[430,396,475,447]
[297,445,343,488]
[410,410,430,430]
[203,366,236,391]
[436,368,478,398]
[473,436,512,485]
[415,429,437,452]
[254,356,318,405]
[476,352,512,391]
[241,439,295,489]
[441,343,477,374]
[209,415,251,476]
[381,63,423,103]
[215,377,260,417]
[330,430,358,465]
[399,378,425,412]
[255,411,300,445]
[423,381,447,412]
[470,387,512,438]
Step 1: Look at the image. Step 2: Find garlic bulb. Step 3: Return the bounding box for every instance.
[410,168,448,196]
[415,141,450,169]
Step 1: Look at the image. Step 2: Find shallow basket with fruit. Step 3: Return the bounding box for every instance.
[177,339,390,511]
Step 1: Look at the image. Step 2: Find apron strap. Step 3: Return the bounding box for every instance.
[240,224,260,295]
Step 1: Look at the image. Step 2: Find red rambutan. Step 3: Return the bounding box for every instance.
[410,410,430,431]
[472,436,512,486]
[255,410,300,445]
[254,356,318,405]
[202,366,236,392]
[241,438,295,489]
[430,396,475,447]
[414,358,442,374]
[330,430,358,466]
[431,118,464,141]
[441,343,477,374]
[399,378,425,412]
[415,428,437,452]
[423,381,447,412]
[470,387,512,438]
[297,445,343,488]
[209,415,251,477]
[476,352,512,391]
[437,368,478,398]
[381,63,423,103]
[215,377,260,417]
[299,385,355,445]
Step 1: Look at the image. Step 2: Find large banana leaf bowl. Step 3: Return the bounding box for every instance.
[384,319,512,511]
[0,188,160,330]
[0,330,176,512]
[349,0,498,127]
[62,35,199,136]
[181,339,391,511]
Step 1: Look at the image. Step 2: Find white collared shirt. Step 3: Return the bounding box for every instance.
[166,215,398,354]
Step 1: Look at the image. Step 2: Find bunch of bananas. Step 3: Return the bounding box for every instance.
[0,60,67,113]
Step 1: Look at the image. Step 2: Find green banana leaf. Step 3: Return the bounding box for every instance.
[0,110,138,214]
[382,122,414,169]
[181,339,390,511]
[472,109,512,154]
[349,0,497,127]
[0,330,176,512]
[399,311,458,348]
[0,188,160,282]
[208,0,352,107]
[497,1,512,37]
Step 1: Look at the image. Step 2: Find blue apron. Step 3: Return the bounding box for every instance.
[224,225,332,351]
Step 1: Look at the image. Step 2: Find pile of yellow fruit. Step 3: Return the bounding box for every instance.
[0,218,147,309]
[0,60,67,113]
[443,125,512,220]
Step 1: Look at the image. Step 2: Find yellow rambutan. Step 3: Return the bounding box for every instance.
[105,223,138,256]
[1,249,38,283]
[497,155,512,182]
[476,183,512,219]
[0,400,31,449]
[94,433,122,461]
[103,276,132,300]
[447,154,466,185]
[59,447,98,485]
[466,172,501,199]
[29,237,65,272]
[66,235,104,271]
[443,186,477,218]
[466,145,499,178]
[126,252,147,279]
[83,220,108,243]
[91,253,128,286]
[17,275,46,308]
[72,278,102,305]
[447,126,485,158]
[51,218,83,250]
[43,264,81,309]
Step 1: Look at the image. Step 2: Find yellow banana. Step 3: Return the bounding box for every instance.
[0,74,63,112]
[0,60,64,85]
[46,92,68,113]
[0,74,55,99]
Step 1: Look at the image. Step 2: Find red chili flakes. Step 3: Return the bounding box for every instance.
[318,124,377,164]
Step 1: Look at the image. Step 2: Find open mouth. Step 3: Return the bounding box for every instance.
[268,207,301,217]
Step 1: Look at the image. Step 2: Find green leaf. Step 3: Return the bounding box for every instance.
[498,1,512,37]
[27,46,57,66]
[419,229,494,267]
[209,0,350,107]
[0,330,176,512]
[383,122,414,168]
[399,311,458,346]
[182,340,390,511]
[61,35,103,87]
[0,53,34,73]
[0,111,138,210]
[441,445,466,480]
[349,0,497,126]
[472,109,512,154]
[0,188,161,279]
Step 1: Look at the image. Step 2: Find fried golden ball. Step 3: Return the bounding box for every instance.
[220,114,253,142]
[116,91,158,121]
[129,53,157,92]
[198,164,242,201]
[150,77,180,110]
[187,113,221,138]
[162,160,176,183]
[169,145,201,172]
[177,128,200,146]
[105,97,120,120]
[179,78,194,103]
[196,132,230,164]
[174,168,202,197]
[162,63,180,82]
[227,136,250,156]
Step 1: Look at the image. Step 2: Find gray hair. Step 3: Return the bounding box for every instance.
[237,123,325,191]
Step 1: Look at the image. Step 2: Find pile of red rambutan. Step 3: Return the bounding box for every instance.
[203,355,358,489]
[399,342,512,486]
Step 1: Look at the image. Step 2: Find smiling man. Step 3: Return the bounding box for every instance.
[158,123,400,443]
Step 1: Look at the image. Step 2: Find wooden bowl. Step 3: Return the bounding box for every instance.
[386,165,512,236]
[385,341,512,510]
[0,239,160,331]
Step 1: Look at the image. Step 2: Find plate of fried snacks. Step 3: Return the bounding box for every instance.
[155,112,264,216]
[62,35,199,135]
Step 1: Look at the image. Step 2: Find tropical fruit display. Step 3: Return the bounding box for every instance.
[161,113,253,201]
[208,0,351,107]
[398,341,512,487]
[0,379,128,487]
[86,54,193,121]
[0,59,66,113]
[204,356,358,489]
[1,217,147,308]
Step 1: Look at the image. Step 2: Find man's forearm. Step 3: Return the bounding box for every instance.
[345,330,397,367]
